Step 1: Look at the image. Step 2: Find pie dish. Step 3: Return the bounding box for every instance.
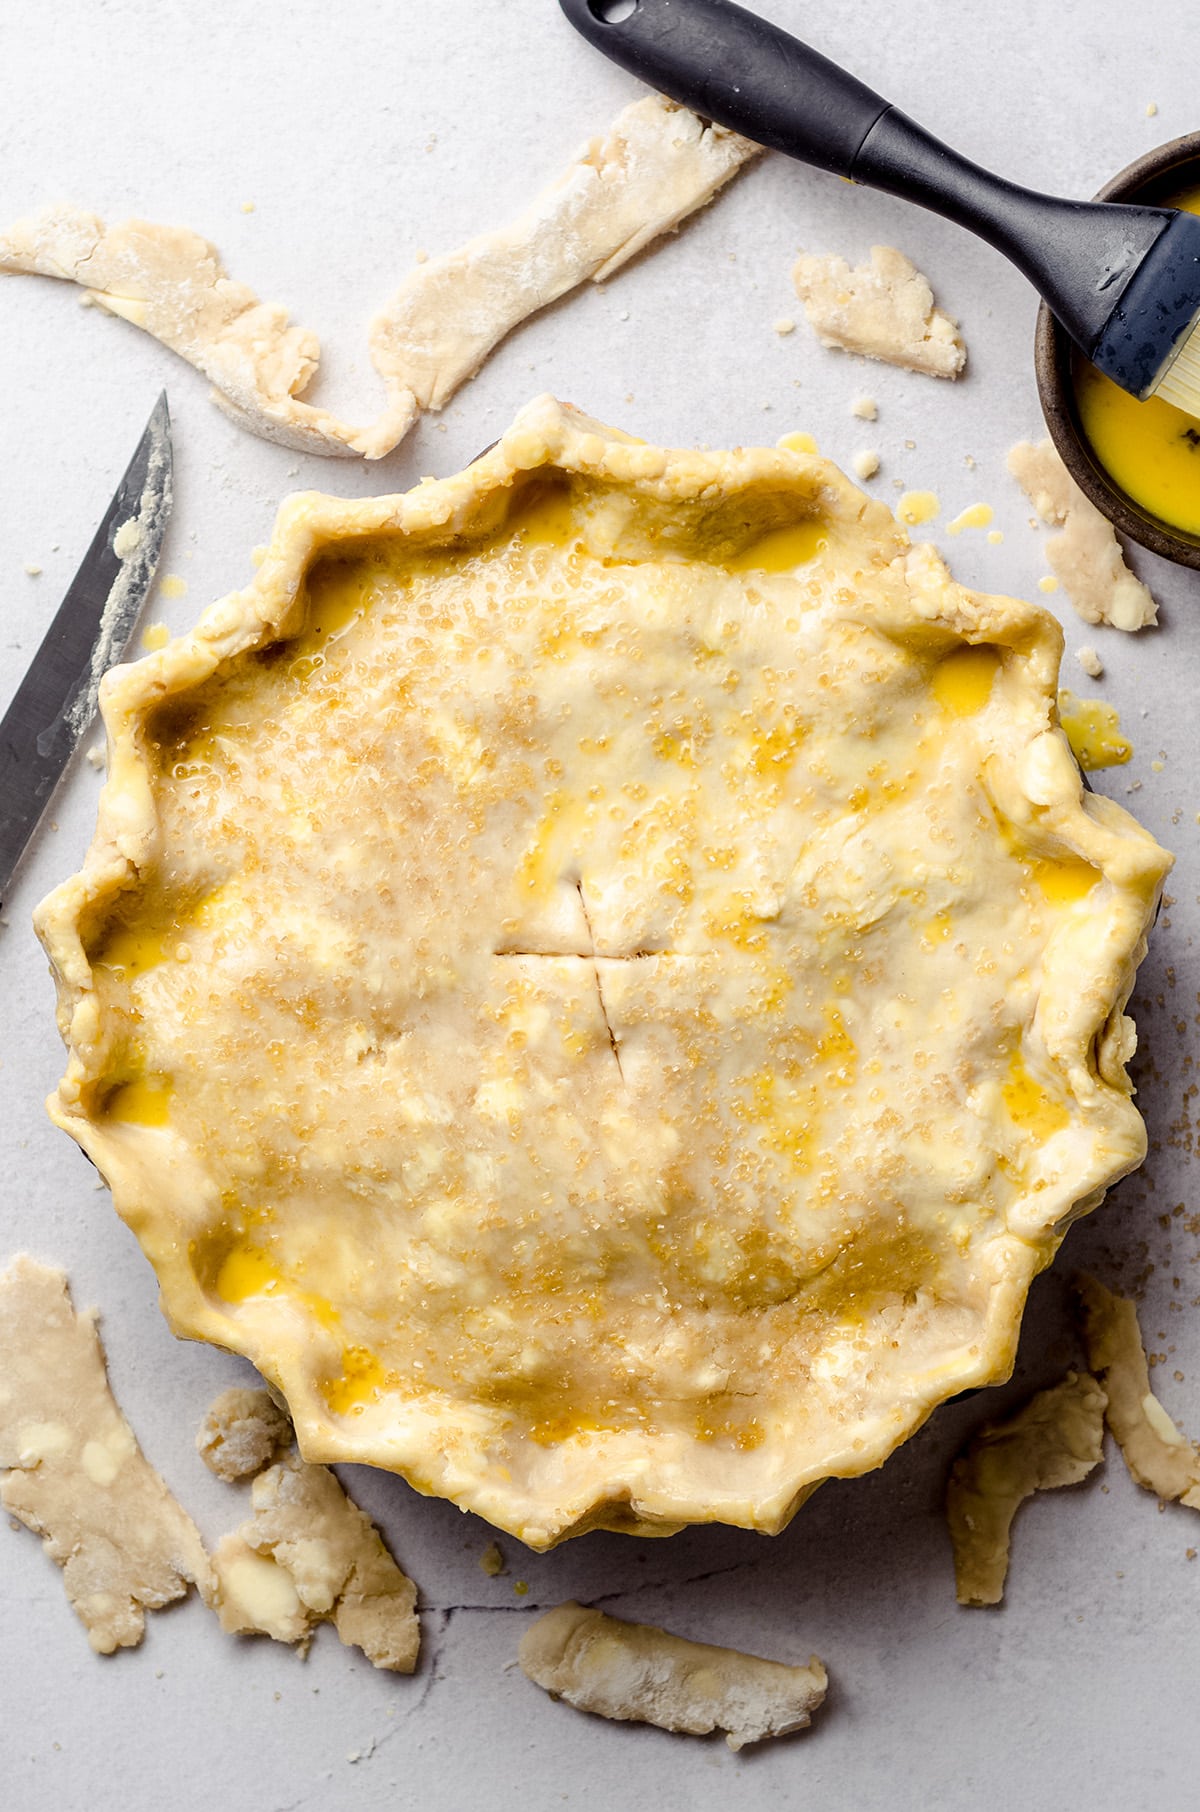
[37,397,1170,1550]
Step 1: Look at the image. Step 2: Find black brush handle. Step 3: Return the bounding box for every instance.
[559,0,1176,364]
[564,0,890,175]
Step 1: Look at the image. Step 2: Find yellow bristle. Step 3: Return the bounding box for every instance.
[1155,321,1200,420]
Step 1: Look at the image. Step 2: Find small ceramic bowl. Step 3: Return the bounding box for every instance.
[1034,130,1200,571]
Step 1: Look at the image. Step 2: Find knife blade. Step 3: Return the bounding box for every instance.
[0,392,173,907]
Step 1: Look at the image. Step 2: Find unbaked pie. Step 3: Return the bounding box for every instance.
[38,397,1170,1548]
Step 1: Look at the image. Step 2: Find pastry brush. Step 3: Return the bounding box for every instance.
[559,0,1200,420]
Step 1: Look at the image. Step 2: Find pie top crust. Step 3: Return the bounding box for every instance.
[37,397,1170,1549]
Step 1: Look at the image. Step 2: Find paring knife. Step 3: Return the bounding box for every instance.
[0,393,172,908]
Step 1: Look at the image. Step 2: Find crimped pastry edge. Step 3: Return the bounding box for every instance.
[36,395,1172,1548]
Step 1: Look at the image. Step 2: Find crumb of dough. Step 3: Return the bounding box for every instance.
[112,517,142,559]
[851,448,880,480]
[140,622,169,652]
[518,1602,827,1751]
[773,316,796,335]
[22,560,42,575]
[1075,1274,1200,1508]
[1007,439,1158,630]
[85,742,105,769]
[850,394,878,420]
[480,1540,505,1577]
[1146,101,1158,117]
[0,1256,210,1653]
[945,1370,1107,1606]
[0,99,756,460]
[776,428,817,454]
[209,1450,419,1670]
[1076,645,1104,679]
[791,245,966,378]
[197,1386,293,1483]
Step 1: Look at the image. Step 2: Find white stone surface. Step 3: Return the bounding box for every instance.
[1,2,1198,1807]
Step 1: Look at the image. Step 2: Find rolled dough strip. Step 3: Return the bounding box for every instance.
[945,1369,1107,1606]
[519,1601,826,1751]
[372,95,760,412]
[0,1255,210,1654]
[1008,439,1157,630]
[0,98,758,459]
[1075,1271,1200,1506]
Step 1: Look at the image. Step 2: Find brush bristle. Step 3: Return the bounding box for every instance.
[1155,319,1200,420]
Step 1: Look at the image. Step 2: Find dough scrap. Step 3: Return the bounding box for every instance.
[0,98,757,459]
[0,1255,210,1653]
[1007,439,1158,631]
[210,1450,419,1670]
[1075,1272,1200,1508]
[945,1369,1107,1606]
[0,208,404,458]
[518,1602,827,1751]
[791,245,966,378]
[196,1385,293,1482]
[371,95,758,413]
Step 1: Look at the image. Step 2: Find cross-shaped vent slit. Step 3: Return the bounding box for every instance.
[576,879,623,1082]
[491,882,673,1082]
